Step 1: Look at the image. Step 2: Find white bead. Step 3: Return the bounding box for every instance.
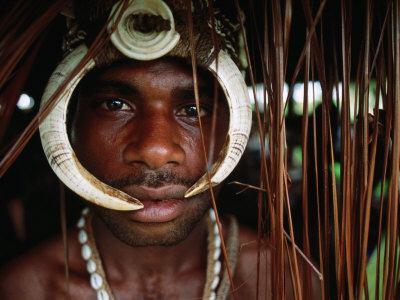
[209,209,216,221]
[81,244,92,260]
[209,291,216,300]
[87,260,97,273]
[214,235,221,249]
[77,217,85,228]
[79,230,88,244]
[97,289,110,300]
[213,247,221,260]
[211,276,220,290]
[90,273,103,290]
[214,260,221,275]
[213,224,219,236]
[82,207,90,215]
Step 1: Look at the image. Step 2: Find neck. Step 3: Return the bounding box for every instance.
[91,212,208,279]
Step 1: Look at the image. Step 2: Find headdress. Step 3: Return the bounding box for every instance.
[39,0,252,210]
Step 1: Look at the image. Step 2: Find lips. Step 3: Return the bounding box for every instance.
[121,184,191,223]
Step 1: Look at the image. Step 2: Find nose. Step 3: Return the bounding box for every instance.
[123,114,185,170]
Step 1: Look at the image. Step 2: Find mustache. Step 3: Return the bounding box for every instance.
[105,170,197,190]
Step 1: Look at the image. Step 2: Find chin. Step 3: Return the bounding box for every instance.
[92,196,211,247]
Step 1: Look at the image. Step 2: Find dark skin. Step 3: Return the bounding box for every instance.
[70,58,230,248]
[0,58,321,299]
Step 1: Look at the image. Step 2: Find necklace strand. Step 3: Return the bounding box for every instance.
[77,208,222,300]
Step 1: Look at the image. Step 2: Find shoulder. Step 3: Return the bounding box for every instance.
[0,236,59,299]
[227,220,322,299]
[0,229,85,300]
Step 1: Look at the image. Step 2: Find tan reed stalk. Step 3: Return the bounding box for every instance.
[270,1,286,297]
[356,2,382,298]
[385,2,400,298]
[59,181,70,300]
[373,54,386,300]
[380,7,394,298]
[338,1,350,298]
[0,1,66,89]
[237,1,274,297]
[0,34,44,142]
[185,1,237,299]
[0,1,65,143]
[1,0,400,299]
[301,36,312,300]
[311,65,325,299]
[0,0,129,179]
[282,1,304,297]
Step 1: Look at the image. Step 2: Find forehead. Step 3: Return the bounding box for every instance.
[80,57,214,89]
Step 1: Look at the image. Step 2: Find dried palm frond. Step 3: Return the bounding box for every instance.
[1,0,399,299]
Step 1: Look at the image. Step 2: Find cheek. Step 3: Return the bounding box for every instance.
[178,126,207,177]
[215,109,229,152]
[202,109,230,161]
[70,113,122,177]
[179,116,229,174]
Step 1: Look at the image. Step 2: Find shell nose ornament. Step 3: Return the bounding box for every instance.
[108,0,180,61]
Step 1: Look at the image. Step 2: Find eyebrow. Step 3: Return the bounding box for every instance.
[79,79,140,97]
[80,78,215,100]
[171,85,214,100]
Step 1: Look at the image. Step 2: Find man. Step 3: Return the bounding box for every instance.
[0,0,320,298]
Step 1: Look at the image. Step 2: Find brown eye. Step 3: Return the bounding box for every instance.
[101,99,131,111]
[177,105,208,117]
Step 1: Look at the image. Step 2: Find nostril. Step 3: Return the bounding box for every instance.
[123,132,185,170]
[141,145,176,169]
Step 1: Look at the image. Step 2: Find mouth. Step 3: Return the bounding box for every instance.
[121,184,191,223]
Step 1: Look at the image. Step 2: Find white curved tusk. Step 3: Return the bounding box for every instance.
[184,50,252,198]
[39,45,143,211]
[40,47,250,207]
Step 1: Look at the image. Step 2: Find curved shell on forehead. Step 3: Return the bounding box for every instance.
[39,45,251,210]
[108,0,180,60]
[184,50,252,198]
[39,45,143,211]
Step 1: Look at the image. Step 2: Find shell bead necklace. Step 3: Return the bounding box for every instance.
[77,208,222,300]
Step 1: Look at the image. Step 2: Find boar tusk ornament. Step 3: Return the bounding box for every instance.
[39,0,252,211]
[39,45,144,211]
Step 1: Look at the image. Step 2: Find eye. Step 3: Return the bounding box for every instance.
[177,105,209,117]
[100,99,131,111]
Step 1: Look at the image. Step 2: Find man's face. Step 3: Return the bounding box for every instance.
[70,58,229,246]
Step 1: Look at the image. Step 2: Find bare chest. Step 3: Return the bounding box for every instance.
[57,268,206,300]
[112,269,206,300]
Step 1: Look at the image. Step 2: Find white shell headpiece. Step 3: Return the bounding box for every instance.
[108,0,180,60]
[39,0,252,211]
